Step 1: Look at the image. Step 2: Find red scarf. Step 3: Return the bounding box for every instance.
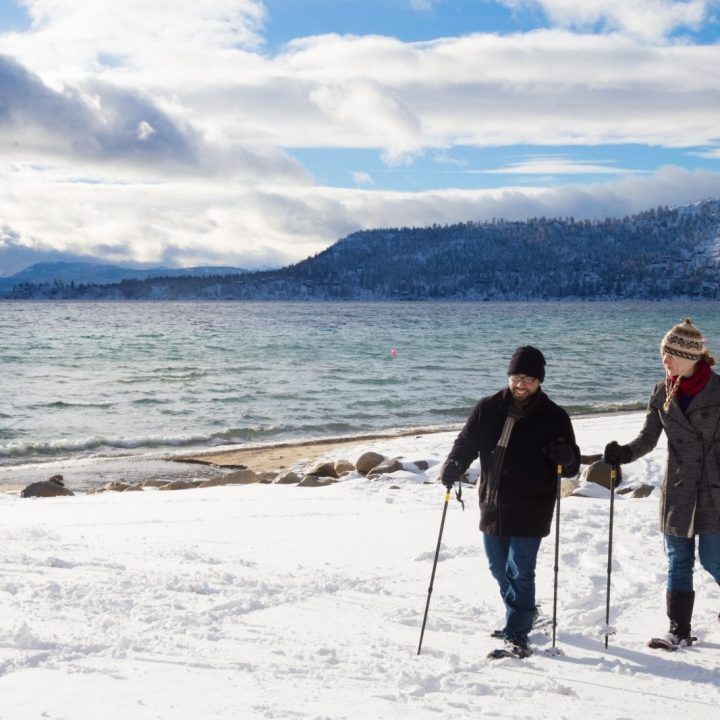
[670,360,712,398]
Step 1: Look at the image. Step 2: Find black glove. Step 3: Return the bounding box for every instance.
[603,441,632,466]
[440,459,462,489]
[543,438,575,468]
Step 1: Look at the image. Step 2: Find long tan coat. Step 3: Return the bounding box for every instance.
[628,372,720,537]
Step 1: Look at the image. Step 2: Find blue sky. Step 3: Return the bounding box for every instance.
[1,0,720,272]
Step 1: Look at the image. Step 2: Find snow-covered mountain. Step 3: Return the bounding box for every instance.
[5,198,720,300]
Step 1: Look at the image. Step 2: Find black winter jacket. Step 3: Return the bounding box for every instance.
[441,388,580,537]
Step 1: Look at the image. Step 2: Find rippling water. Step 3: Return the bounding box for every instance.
[2,300,719,474]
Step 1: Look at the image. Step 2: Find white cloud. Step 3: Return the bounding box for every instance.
[2,164,719,275]
[500,0,712,39]
[482,156,645,175]
[136,121,156,141]
[408,0,440,10]
[353,171,375,186]
[3,9,720,163]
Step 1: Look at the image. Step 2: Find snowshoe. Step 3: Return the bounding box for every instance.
[646,632,696,651]
[487,639,532,660]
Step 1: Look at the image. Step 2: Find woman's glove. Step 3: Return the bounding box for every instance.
[603,441,632,465]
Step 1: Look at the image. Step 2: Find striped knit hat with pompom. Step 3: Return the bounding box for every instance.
[661,318,706,411]
[661,318,705,364]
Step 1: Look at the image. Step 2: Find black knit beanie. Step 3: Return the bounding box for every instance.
[507,346,546,382]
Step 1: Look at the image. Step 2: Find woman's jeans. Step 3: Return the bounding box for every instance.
[483,533,542,643]
[665,533,720,592]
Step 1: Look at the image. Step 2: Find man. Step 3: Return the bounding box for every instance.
[440,345,580,659]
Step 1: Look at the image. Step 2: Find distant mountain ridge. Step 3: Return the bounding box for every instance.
[4,197,720,300]
[0,261,248,292]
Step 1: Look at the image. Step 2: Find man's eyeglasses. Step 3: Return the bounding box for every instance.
[509,374,539,385]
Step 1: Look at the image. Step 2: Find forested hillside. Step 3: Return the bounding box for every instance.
[6,199,720,300]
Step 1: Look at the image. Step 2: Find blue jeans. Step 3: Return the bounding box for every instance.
[665,534,720,592]
[483,533,542,643]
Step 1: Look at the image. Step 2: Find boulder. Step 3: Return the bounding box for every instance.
[368,458,403,477]
[142,479,169,488]
[334,459,355,476]
[560,477,580,498]
[257,471,277,484]
[273,470,302,485]
[158,480,197,491]
[122,484,144,492]
[198,469,258,488]
[356,451,386,475]
[222,469,259,484]
[582,460,622,490]
[306,461,338,478]
[297,475,337,488]
[21,476,74,498]
[104,481,130,492]
[617,483,654,499]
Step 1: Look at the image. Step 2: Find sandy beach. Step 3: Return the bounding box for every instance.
[175,425,459,473]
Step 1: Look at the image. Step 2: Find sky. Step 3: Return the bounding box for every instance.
[1,0,720,274]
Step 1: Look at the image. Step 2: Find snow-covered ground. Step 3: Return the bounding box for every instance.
[1,412,719,720]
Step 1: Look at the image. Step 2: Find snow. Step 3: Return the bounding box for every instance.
[1,411,719,720]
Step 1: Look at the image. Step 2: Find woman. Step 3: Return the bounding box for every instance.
[604,318,720,650]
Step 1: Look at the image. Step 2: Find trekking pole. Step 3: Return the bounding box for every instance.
[548,464,563,655]
[604,465,618,649]
[417,490,451,655]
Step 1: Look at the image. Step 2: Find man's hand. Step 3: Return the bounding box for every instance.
[440,459,462,489]
[543,438,575,468]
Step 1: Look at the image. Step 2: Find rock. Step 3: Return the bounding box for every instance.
[122,484,144,492]
[401,460,430,474]
[142,479,169,487]
[158,480,197,491]
[273,470,302,485]
[560,477,580,498]
[104,481,130,492]
[580,453,602,465]
[356,451,386,475]
[582,460,622,490]
[334,459,355,476]
[21,476,74,498]
[618,483,654,499]
[223,469,259,484]
[297,475,338,488]
[368,458,403,477]
[257,471,277,484]
[306,461,338,478]
[198,469,258,488]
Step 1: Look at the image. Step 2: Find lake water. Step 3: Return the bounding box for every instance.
[2,301,719,487]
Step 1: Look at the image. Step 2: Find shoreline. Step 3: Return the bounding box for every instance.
[172,424,462,473]
[1,410,648,493]
[173,408,647,472]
